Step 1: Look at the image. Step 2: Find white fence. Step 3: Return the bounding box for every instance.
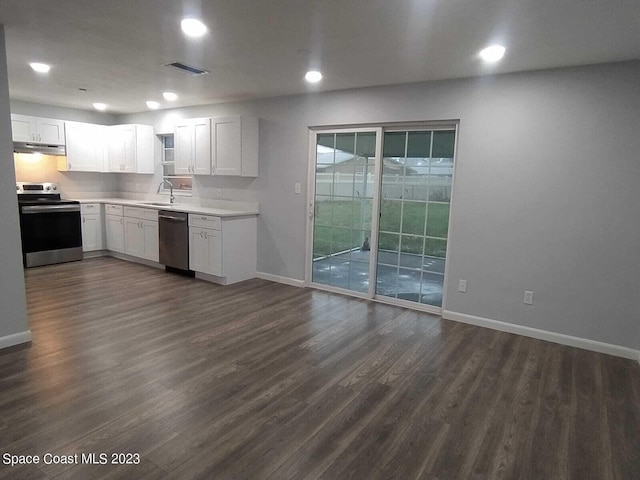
[315,173,452,202]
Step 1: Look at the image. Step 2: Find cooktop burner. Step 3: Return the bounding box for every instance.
[16,182,78,205]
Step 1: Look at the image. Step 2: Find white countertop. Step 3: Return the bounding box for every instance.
[73,198,259,218]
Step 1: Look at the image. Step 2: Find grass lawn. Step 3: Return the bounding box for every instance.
[313,199,449,258]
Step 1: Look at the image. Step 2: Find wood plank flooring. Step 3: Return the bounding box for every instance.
[1,257,639,479]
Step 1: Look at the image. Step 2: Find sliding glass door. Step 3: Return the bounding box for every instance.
[308,125,456,310]
[310,130,378,295]
[376,129,454,307]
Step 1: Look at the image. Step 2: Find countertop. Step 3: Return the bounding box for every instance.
[73,198,259,218]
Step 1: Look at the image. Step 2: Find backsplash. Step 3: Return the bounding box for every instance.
[14,153,119,197]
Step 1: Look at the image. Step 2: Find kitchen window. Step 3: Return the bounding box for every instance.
[161,134,192,194]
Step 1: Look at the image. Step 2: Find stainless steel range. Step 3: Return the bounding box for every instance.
[17,182,82,267]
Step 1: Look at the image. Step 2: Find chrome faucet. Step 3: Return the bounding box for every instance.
[157,180,176,204]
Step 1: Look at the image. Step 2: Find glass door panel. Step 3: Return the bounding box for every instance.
[312,131,376,294]
[376,129,455,307]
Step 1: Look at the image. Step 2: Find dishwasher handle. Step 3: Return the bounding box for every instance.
[158,214,187,222]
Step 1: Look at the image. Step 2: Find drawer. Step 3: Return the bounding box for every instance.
[124,206,158,221]
[81,203,101,214]
[189,214,222,230]
[105,204,124,216]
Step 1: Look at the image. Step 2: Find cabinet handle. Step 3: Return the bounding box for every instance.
[203,231,208,239]
[120,218,123,225]
[68,163,72,170]
[200,231,204,239]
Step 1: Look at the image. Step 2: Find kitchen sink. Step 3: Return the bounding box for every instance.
[140,202,174,206]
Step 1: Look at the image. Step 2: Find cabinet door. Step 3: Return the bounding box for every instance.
[121,125,137,172]
[135,125,155,174]
[212,116,241,176]
[174,122,193,175]
[105,215,125,253]
[189,227,208,272]
[11,114,36,142]
[81,214,103,252]
[65,122,102,172]
[189,227,222,276]
[205,229,223,276]
[108,126,125,172]
[37,118,66,145]
[124,217,144,258]
[142,221,159,262]
[193,118,212,175]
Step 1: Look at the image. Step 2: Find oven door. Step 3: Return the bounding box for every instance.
[19,204,83,267]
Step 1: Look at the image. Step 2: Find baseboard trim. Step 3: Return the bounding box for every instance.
[256,272,305,288]
[442,310,640,361]
[83,250,109,259]
[0,330,32,350]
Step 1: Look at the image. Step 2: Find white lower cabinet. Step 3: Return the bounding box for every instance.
[81,203,104,252]
[105,216,125,254]
[188,214,256,284]
[189,226,223,277]
[123,207,159,262]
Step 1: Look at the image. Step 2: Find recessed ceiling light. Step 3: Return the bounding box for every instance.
[479,45,506,62]
[146,101,160,110]
[93,102,107,111]
[181,18,207,37]
[29,62,50,73]
[163,91,178,101]
[305,70,323,83]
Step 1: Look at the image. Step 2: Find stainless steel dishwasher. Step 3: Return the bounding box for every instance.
[158,210,191,272]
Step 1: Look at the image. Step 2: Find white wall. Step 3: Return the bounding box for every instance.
[0,25,29,344]
[120,61,640,351]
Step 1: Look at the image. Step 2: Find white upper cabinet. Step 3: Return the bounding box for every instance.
[175,115,258,178]
[63,121,108,172]
[11,114,65,145]
[108,124,155,174]
[174,117,211,175]
[212,115,258,177]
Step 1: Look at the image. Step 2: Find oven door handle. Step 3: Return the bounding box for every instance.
[21,204,81,214]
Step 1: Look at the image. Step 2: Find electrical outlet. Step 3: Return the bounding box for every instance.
[294,182,302,194]
[458,279,467,293]
[524,291,534,305]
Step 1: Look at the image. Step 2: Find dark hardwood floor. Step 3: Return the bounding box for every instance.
[1,257,639,479]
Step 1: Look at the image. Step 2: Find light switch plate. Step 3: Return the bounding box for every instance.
[524,291,534,305]
[458,279,467,293]
[294,182,301,194]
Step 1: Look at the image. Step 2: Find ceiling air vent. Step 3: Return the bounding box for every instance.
[164,62,209,76]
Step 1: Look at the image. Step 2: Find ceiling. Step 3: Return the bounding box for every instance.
[1,0,638,114]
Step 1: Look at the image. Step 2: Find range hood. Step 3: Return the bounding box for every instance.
[14,142,66,156]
